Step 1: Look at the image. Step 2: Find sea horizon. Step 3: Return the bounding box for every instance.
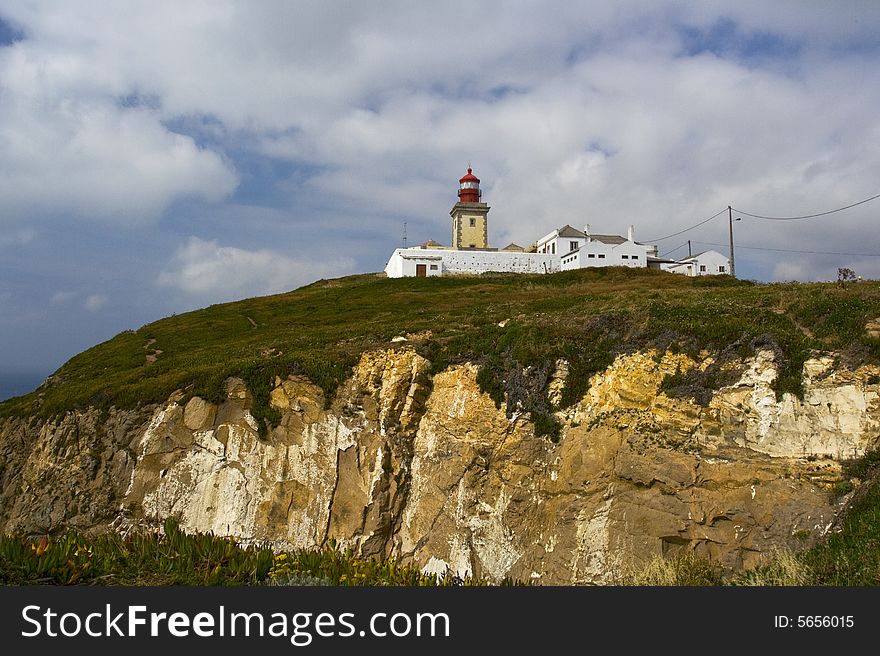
[0,372,47,403]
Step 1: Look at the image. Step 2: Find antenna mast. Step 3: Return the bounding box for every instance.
[402,222,407,248]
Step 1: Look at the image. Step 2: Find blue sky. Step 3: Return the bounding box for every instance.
[1,1,880,399]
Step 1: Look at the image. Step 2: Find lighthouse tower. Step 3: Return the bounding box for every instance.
[450,166,490,250]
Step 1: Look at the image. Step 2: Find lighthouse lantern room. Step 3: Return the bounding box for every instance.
[458,167,481,202]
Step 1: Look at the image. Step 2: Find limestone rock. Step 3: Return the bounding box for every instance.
[183,397,216,431]
[547,359,569,407]
[1,345,878,585]
[0,407,155,535]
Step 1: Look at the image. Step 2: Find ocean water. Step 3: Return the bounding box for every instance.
[0,373,46,402]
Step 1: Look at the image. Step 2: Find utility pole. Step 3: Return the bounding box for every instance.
[728,206,736,278]
[687,240,692,257]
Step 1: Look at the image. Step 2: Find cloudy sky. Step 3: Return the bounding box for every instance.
[1,1,880,398]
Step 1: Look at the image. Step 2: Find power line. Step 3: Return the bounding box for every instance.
[660,242,688,258]
[732,191,880,221]
[644,208,727,242]
[693,240,880,257]
[641,191,879,255]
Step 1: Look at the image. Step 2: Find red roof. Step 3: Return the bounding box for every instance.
[459,167,480,184]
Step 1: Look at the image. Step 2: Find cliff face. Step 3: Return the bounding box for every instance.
[1,347,878,584]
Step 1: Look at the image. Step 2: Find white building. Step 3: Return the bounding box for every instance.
[384,167,730,279]
[385,167,557,278]
[535,225,588,257]
[663,250,730,276]
[385,247,555,277]
[383,251,444,278]
[538,224,653,271]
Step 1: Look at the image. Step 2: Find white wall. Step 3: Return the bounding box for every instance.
[384,249,443,278]
[386,234,656,278]
[664,250,730,276]
[536,232,587,256]
[693,250,730,275]
[535,230,557,254]
[560,236,587,255]
[441,250,556,274]
[559,239,648,270]
[608,239,648,267]
[662,261,693,275]
[559,250,582,270]
[384,250,405,277]
[385,248,556,277]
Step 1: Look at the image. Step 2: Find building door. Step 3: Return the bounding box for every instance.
[416,264,427,277]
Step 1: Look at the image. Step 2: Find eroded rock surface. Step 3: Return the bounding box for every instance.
[2,347,879,584]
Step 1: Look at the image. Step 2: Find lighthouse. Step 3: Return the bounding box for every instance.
[450,166,490,250]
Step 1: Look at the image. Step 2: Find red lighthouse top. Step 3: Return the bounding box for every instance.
[458,167,481,202]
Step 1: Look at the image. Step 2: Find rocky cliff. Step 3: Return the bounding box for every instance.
[1,345,878,584]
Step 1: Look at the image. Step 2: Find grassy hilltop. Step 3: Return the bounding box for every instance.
[2,267,879,432]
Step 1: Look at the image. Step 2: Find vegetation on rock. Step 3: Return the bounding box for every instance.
[2,268,878,437]
[0,518,507,586]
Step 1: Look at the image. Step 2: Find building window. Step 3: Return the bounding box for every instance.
[718,265,725,272]
[552,243,556,254]
[469,244,476,248]
[570,241,578,252]
[430,264,438,270]
[700,265,706,272]
[469,218,476,227]
[588,253,595,258]
[598,254,605,259]
[632,255,638,259]
[621,255,629,259]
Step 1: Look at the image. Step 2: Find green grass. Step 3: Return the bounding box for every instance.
[0,518,274,585]
[2,269,879,438]
[0,518,509,586]
[798,448,880,585]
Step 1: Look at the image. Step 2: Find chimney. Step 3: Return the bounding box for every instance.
[627,225,634,242]
[584,223,591,238]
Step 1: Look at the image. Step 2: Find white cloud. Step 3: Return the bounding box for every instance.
[0,1,879,269]
[50,290,77,305]
[278,45,880,258]
[0,17,239,226]
[0,94,238,225]
[157,237,356,302]
[83,294,107,311]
